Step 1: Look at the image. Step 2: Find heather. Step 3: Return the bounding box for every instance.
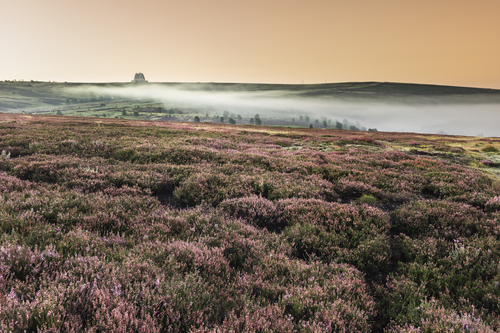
[1,114,500,332]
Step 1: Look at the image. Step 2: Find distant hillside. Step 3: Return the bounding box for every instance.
[2,81,500,112]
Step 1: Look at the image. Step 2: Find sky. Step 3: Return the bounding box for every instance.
[2,0,500,88]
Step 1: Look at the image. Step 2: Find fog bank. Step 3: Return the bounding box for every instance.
[66,84,500,137]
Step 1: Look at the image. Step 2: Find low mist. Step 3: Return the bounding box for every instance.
[66,84,500,137]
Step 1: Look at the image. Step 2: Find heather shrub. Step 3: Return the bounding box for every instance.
[277,261,375,331]
[451,192,492,209]
[383,234,500,330]
[192,304,295,333]
[218,196,281,230]
[378,275,428,327]
[391,200,491,240]
[280,200,391,277]
[385,299,495,333]
[0,242,62,284]
[422,170,490,198]
[333,179,384,199]
[485,196,500,212]
[250,172,337,202]
[0,171,33,192]
[173,172,254,207]
[174,170,337,207]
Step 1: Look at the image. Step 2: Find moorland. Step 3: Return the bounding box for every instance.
[1,111,500,332]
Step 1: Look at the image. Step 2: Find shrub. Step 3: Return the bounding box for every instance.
[391,200,491,240]
[482,145,499,153]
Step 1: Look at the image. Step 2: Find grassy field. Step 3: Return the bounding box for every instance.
[1,113,500,331]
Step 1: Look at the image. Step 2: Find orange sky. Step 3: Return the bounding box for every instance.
[2,0,500,88]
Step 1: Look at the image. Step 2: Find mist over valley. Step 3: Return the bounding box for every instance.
[2,80,500,137]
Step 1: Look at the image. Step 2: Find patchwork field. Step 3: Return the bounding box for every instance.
[1,113,500,332]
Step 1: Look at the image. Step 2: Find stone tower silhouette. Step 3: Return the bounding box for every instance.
[132,73,148,83]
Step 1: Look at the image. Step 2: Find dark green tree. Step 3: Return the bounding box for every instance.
[194,116,200,122]
[228,117,236,125]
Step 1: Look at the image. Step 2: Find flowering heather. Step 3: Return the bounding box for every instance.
[1,113,500,331]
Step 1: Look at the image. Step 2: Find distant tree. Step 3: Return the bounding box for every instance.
[368,128,378,132]
[122,110,127,116]
[220,117,224,123]
[254,114,260,119]
[309,124,313,128]
[299,115,304,121]
[65,99,71,105]
[223,111,230,120]
[305,116,310,122]
[314,119,319,124]
[194,116,200,122]
[228,117,236,125]
[249,118,255,124]
[56,110,63,115]
[292,118,295,123]
[328,119,332,125]
[343,119,349,130]
[349,125,359,131]
[336,121,343,129]
[100,103,106,107]
[133,111,139,116]
[323,120,328,128]
[255,117,262,126]
[237,115,242,120]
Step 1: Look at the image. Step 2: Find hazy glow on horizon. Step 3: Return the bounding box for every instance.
[2,0,500,88]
